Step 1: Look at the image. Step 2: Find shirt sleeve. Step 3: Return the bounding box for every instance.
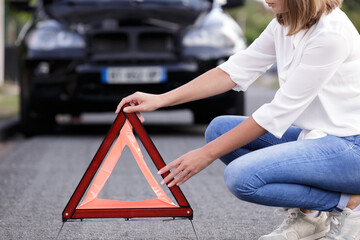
[252,31,350,138]
[218,19,277,92]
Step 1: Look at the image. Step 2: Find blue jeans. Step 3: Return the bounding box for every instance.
[205,116,360,212]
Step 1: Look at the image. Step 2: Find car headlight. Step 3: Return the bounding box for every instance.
[183,27,236,49]
[27,28,85,51]
[182,5,246,52]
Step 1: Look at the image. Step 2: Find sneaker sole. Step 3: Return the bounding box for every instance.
[300,230,328,240]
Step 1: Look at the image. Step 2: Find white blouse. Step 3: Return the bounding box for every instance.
[218,8,360,140]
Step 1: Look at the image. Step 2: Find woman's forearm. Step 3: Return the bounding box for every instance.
[158,67,236,108]
[116,67,236,114]
[203,116,268,162]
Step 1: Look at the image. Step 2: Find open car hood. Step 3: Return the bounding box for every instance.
[43,0,211,27]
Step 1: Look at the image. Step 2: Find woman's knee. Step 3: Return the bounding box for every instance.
[205,116,224,143]
[205,115,247,144]
[223,161,262,200]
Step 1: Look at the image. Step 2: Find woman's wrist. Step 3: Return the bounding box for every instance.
[200,144,219,166]
[157,93,171,109]
[158,91,181,108]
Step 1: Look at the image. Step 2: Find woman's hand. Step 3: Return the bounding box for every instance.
[157,117,268,187]
[115,92,162,121]
[158,147,215,187]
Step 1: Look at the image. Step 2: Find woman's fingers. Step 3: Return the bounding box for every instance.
[136,112,145,122]
[160,164,194,188]
[158,158,195,187]
[115,92,159,114]
[160,170,178,187]
[158,161,179,183]
[115,97,145,122]
[168,169,192,187]
[158,161,173,175]
[174,172,193,187]
[115,95,135,113]
[157,148,212,187]
[123,103,144,113]
[115,92,143,113]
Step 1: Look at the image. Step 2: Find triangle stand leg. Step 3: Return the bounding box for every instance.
[190,220,200,240]
[55,222,65,240]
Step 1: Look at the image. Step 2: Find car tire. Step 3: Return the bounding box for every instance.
[20,83,56,137]
[20,107,56,137]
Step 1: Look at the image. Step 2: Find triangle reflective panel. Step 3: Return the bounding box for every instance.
[62,103,193,221]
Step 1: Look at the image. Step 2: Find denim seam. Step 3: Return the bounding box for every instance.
[349,144,360,157]
[280,142,355,165]
[257,136,278,146]
[232,150,242,158]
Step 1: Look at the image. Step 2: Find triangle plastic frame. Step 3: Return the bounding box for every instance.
[62,103,193,222]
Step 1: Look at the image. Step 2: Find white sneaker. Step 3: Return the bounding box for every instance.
[321,208,360,240]
[259,208,329,240]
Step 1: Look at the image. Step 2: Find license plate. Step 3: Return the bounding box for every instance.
[101,66,167,84]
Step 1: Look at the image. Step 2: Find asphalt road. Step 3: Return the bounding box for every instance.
[0,79,282,240]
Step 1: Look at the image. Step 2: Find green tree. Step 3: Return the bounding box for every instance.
[5,0,32,44]
[342,0,360,32]
[343,0,360,10]
[227,0,274,45]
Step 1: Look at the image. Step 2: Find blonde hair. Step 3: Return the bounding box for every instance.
[277,0,343,35]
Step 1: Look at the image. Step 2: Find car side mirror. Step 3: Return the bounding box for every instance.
[8,0,35,11]
[223,0,246,8]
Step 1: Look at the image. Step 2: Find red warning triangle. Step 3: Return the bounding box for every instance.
[62,104,193,221]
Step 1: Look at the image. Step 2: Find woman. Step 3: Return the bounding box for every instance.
[116,0,360,238]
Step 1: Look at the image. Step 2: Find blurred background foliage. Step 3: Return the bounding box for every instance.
[227,0,360,45]
[4,0,360,46]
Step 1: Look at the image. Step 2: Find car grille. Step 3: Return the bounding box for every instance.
[92,33,129,53]
[90,27,178,61]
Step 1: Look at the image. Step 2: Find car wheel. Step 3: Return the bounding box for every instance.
[20,103,56,137]
[20,84,56,137]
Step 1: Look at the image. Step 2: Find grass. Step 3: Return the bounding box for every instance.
[0,82,19,120]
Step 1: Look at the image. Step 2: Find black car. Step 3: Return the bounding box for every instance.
[10,0,247,135]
